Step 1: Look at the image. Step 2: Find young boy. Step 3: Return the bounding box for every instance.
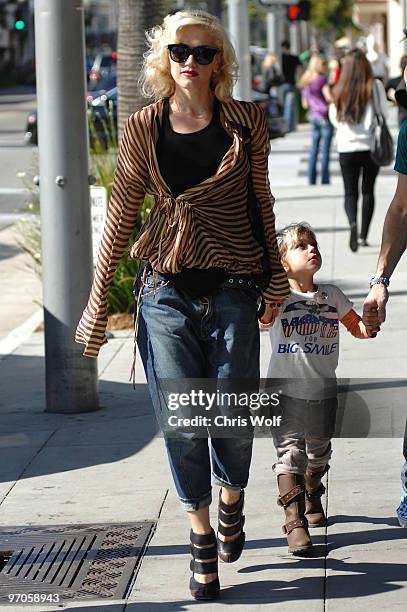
[265,223,379,555]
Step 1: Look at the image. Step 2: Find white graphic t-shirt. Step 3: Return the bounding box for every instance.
[267,284,352,400]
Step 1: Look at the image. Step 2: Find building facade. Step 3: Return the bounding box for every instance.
[355,0,407,76]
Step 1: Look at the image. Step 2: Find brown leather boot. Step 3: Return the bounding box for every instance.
[305,465,329,527]
[277,474,312,555]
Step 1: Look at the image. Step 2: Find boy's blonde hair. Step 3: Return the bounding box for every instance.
[277,222,318,261]
[139,9,239,102]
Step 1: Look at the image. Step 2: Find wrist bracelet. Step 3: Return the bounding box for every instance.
[369,276,390,288]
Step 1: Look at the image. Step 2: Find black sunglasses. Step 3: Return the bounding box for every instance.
[168,43,219,65]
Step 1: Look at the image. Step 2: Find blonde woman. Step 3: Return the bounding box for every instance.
[75,9,288,600]
[260,52,284,94]
[299,55,333,184]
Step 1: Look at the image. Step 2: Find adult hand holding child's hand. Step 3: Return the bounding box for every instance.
[259,303,281,328]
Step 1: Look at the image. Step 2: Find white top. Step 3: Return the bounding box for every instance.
[267,284,352,400]
[329,79,388,153]
[368,52,388,80]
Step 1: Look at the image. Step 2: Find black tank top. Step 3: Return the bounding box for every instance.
[155,98,233,297]
[156,97,232,197]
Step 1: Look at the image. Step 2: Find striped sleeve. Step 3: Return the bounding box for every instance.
[249,104,289,304]
[75,114,148,357]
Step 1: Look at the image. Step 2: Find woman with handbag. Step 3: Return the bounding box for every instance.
[299,55,333,185]
[329,49,388,251]
[260,53,284,95]
[75,9,288,601]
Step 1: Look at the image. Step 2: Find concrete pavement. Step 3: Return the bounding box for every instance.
[0,120,406,610]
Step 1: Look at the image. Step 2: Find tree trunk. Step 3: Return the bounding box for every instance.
[117,0,165,139]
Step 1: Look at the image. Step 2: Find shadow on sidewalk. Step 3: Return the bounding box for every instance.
[0,241,22,262]
[235,558,406,601]
[329,513,400,526]
[123,553,406,607]
[143,519,404,560]
[0,354,158,484]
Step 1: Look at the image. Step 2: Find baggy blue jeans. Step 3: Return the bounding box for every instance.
[308,119,333,185]
[282,83,297,132]
[136,271,260,511]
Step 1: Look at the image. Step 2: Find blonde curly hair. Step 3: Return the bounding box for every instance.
[139,9,239,102]
[277,222,319,261]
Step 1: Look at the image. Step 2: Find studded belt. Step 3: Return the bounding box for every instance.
[220,275,260,291]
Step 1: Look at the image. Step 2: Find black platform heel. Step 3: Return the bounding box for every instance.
[217,489,246,563]
[189,528,220,600]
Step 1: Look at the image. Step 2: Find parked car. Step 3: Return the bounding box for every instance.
[88,52,117,90]
[24,80,118,146]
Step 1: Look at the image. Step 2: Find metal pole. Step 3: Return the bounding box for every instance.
[289,22,299,55]
[34,0,99,413]
[227,0,251,101]
[266,11,277,54]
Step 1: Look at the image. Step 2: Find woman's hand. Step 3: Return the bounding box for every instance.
[259,302,281,328]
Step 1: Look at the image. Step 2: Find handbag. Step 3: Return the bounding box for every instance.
[255,66,285,94]
[370,79,394,167]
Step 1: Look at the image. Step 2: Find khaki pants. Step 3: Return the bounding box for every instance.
[272,395,337,476]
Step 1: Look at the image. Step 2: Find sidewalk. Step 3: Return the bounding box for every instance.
[0,124,406,610]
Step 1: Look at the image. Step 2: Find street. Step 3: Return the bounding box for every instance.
[0,91,36,184]
[0,96,406,610]
[0,92,40,345]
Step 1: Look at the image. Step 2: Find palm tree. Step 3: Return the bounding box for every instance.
[117,0,165,138]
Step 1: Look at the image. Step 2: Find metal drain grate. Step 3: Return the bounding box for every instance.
[0,522,154,604]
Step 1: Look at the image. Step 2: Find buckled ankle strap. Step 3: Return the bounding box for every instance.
[306,482,326,499]
[282,517,308,535]
[277,484,303,508]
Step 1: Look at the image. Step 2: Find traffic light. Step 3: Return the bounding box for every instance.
[15,19,26,31]
[14,10,26,32]
[287,1,311,22]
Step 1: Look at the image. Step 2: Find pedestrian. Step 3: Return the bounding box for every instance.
[258,53,286,139]
[329,49,388,252]
[363,62,407,529]
[366,34,389,83]
[266,222,379,555]
[259,52,284,95]
[75,9,289,600]
[281,40,302,132]
[299,55,333,185]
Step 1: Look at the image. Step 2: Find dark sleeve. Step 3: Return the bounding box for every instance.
[385,77,398,92]
[395,77,407,110]
[394,119,407,176]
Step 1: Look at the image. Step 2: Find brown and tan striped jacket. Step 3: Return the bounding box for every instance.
[75,97,289,357]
